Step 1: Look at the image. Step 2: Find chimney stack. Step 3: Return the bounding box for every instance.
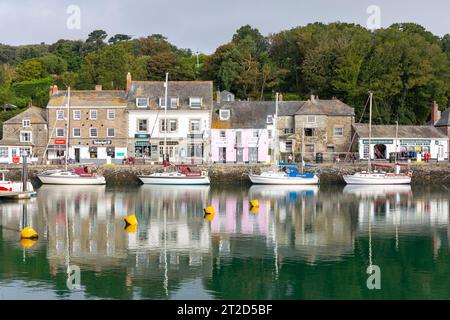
[49,85,58,98]
[310,94,315,103]
[278,93,283,101]
[431,101,441,124]
[216,90,221,104]
[95,85,102,91]
[126,72,132,92]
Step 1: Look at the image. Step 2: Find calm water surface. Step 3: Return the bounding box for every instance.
[0,183,449,300]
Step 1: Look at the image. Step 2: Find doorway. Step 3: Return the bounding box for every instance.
[236,148,243,163]
[374,144,387,159]
[74,148,80,163]
[219,147,226,163]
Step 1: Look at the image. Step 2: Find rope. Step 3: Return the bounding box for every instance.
[344,95,370,161]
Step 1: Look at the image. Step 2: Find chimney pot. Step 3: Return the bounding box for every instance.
[216,90,221,104]
[49,85,58,98]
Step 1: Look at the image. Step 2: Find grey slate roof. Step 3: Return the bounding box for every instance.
[353,124,447,139]
[296,99,355,116]
[128,81,213,110]
[277,102,304,116]
[47,91,128,107]
[435,107,450,126]
[4,106,47,124]
[212,101,275,129]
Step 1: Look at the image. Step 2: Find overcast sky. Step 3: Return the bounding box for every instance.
[1,0,450,53]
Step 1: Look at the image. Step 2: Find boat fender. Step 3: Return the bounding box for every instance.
[20,238,38,249]
[407,171,413,177]
[203,206,215,215]
[20,226,39,240]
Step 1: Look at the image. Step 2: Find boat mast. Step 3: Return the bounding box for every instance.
[301,121,304,174]
[368,91,373,172]
[66,87,71,172]
[395,120,399,163]
[163,72,169,168]
[274,92,279,165]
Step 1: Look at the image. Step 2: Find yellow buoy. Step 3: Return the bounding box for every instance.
[250,206,259,214]
[20,238,38,249]
[204,212,215,222]
[203,206,215,215]
[124,215,138,226]
[20,226,38,239]
[125,224,138,234]
[249,200,259,208]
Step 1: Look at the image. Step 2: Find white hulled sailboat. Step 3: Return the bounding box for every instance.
[343,92,412,185]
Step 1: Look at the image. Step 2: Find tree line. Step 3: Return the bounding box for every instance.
[2,22,450,127]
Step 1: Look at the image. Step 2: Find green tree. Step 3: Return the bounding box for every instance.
[14,59,46,81]
[108,34,132,44]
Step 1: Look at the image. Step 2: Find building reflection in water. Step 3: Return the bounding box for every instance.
[0,182,449,299]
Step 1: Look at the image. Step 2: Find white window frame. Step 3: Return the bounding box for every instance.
[57,110,64,120]
[20,131,32,143]
[266,115,273,124]
[189,97,202,108]
[73,110,81,120]
[333,127,344,137]
[89,128,98,138]
[159,97,166,108]
[56,128,65,138]
[170,97,179,108]
[307,116,316,123]
[219,109,230,120]
[73,128,81,138]
[89,109,98,120]
[169,119,178,132]
[219,130,226,138]
[190,119,201,132]
[0,147,8,158]
[107,128,115,137]
[107,109,116,120]
[136,98,148,108]
[22,119,31,128]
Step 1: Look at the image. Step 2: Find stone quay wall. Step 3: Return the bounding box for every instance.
[2,162,449,186]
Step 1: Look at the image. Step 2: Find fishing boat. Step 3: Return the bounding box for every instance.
[139,165,210,185]
[343,92,412,185]
[138,73,210,186]
[38,87,106,185]
[0,170,35,194]
[248,93,319,185]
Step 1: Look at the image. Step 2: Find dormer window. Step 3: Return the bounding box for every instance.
[219,109,230,120]
[170,97,179,108]
[137,98,148,108]
[266,115,273,124]
[159,97,166,108]
[189,97,202,108]
[22,119,31,128]
[307,116,316,123]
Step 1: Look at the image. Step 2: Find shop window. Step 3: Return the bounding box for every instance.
[89,148,98,159]
[106,147,115,158]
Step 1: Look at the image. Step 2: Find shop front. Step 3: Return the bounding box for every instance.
[68,140,126,164]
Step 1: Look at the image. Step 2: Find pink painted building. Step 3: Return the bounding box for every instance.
[211,100,275,163]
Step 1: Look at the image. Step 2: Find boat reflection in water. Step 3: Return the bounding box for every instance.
[0,184,449,299]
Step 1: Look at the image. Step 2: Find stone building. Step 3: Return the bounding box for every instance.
[47,85,128,164]
[277,96,355,161]
[431,102,450,157]
[126,73,213,163]
[0,106,48,164]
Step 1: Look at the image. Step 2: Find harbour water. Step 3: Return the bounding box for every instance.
[0,184,449,300]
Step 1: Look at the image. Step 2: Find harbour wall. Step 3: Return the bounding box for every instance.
[2,162,450,186]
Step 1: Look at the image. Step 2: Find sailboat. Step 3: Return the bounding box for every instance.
[38,87,106,185]
[248,93,319,185]
[343,92,411,185]
[138,73,210,185]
